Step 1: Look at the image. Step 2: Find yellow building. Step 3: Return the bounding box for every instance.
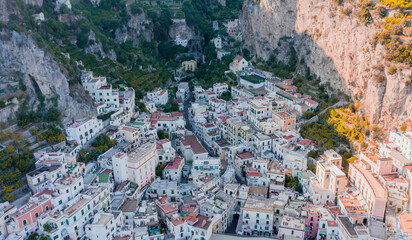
[182,60,197,71]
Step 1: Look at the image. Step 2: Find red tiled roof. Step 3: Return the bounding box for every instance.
[165,157,184,170]
[305,98,318,105]
[297,139,313,146]
[237,151,254,159]
[181,135,207,155]
[248,171,260,177]
[33,189,54,198]
[101,169,113,174]
[171,112,183,117]
[234,55,244,62]
[159,139,170,144]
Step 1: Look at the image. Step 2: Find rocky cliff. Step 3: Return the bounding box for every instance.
[240,0,412,129]
[0,29,96,123]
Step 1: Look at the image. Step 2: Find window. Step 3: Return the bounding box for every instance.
[23,220,27,226]
[45,206,49,211]
[35,213,39,218]
[256,220,259,224]
[256,213,259,218]
[73,216,76,222]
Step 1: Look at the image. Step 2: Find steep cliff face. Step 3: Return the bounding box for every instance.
[0,30,96,123]
[240,0,412,129]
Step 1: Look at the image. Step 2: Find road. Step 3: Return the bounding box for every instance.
[182,88,218,158]
[83,119,110,149]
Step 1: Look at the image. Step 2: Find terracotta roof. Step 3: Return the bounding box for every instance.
[399,212,412,234]
[100,169,113,174]
[33,189,54,198]
[171,112,183,117]
[248,171,260,177]
[248,186,268,196]
[305,98,318,104]
[181,136,207,155]
[236,151,254,159]
[165,157,184,170]
[193,214,212,230]
[234,55,244,62]
[297,139,313,146]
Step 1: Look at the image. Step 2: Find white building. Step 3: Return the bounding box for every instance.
[229,55,248,73]
[37,186,111,240]
[52,176,84,208]
[213,37,222,49]
[0,202,16,239]
[163,157,184,182]
[26,164,66,194]
[65,118,103,146]
[112,152,129,184]
[85,212,123,240]
[213,83,228,96]
[239,198,275,237]
[191,157,221,178]
[157,139,176,164]
[174,36,188,47]
[147,88,169,106]
[389,132,412,160]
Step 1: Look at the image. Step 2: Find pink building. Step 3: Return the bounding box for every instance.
[10,190,52,233]
[360,152,393,175]
[304,206,320,239]
[319,149,342,169]
[316,160,347,198]
[127,142,157,191]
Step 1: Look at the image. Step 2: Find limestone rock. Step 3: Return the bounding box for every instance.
[240,0,412,129]
[0,30,96,123]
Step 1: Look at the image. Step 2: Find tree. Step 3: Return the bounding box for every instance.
[157,130,167,140]
[308,164,316,173]
[156,163,167,177]
[359,8,372,25]
[43,223,53,232]
[219,91,232,101]
[5,146,14,154]
[2,193,15,202]
[377,6,387,18]
[130,3,142,15]
[308,150,318,159]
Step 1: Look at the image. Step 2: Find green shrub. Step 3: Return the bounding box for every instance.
[377,6,387,18]
[359,8,373,25]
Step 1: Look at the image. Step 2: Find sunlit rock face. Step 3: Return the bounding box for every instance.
[240,0,411,129]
